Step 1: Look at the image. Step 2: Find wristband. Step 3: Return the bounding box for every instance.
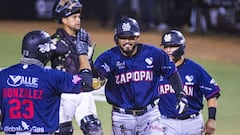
[208,107,216,120]
[79,68,92,73]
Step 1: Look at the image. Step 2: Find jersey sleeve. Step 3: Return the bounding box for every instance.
[156,48,177,78]
[46,69,82,94]
[94,50,112,78]
[197,66,221,99]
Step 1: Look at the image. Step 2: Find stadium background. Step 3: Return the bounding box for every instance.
[0,0,240,134]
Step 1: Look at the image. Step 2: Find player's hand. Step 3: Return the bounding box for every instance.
[176,92,188,114]
[204,119,216,135]
[76,28,90,55]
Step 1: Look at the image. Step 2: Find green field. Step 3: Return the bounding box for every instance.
[0,32,240,135]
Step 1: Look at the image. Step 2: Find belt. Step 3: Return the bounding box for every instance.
[167,112,200,120]
[112,102,156,116]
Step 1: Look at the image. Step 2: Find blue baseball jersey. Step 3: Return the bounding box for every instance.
[0,63,83,133]
[94,44,177,109]
[158,58,221,117]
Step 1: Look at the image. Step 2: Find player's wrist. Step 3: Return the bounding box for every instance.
[208,107,216,120]
[78,69,93,92]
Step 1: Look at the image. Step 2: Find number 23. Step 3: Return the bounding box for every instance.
[9,99,34,119]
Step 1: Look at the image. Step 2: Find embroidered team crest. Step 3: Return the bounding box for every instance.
[185,75,194,85]
[185,75,194,82]
[145,57,153,65]
[145,57,154,68]
[121,22,131,32]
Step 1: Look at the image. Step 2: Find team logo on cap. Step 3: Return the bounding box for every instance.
[164,34,172,42]
[38,41,56,54]
[38,43,51,53]
[122,22,131,32]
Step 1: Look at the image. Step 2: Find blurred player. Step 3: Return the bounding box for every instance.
[51,0,103,135]
[0,30,92,135]
[158,30,221,135]
[93,17,188,135]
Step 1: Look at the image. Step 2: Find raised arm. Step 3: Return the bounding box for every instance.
[76,29,93,92]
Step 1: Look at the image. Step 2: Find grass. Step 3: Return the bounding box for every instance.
[197,60,240,135]
[68,101,111,135]
[0,32,240,135]
[0,33,22,67]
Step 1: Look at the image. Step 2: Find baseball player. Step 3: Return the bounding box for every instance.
[51,0,103,135]
[93,17,188,135]
[0,30,93,135]
[158,30,221,135]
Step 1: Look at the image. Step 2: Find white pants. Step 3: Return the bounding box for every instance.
[59,92,97,127]
[111,106,164,135]
[161,113,204,135]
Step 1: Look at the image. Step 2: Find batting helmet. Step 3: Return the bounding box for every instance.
[52,0,82,24]
[114,17,140,44]
[161,30,186,61]
[22,30,56,65]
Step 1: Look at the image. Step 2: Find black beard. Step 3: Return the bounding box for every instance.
[120,44,137,57]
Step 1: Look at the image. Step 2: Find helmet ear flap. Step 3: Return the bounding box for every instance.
[172,45,185,58]
[114,34,119,45]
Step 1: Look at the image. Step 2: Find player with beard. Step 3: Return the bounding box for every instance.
[93,17,188,135]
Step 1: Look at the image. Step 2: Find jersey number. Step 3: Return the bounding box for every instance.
[9,99,34,119]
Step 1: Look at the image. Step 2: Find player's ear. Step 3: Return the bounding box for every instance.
[62,18,67,24]
[136,36,140,42]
